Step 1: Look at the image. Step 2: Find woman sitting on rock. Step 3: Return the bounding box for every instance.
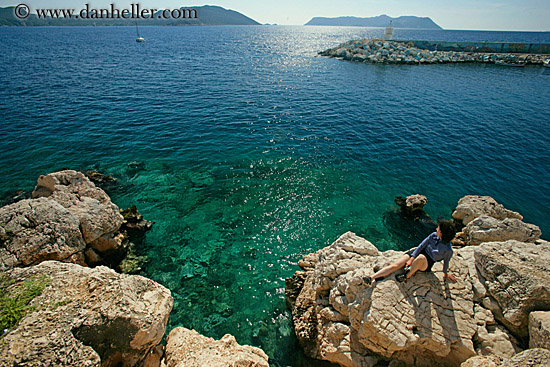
[364,219,457,284]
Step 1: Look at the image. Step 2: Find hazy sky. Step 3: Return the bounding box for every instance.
[1,0,549,31]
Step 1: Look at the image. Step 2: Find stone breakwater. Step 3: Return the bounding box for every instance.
[319,38,549,65]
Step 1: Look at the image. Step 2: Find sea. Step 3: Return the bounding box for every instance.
[1,25,549,366]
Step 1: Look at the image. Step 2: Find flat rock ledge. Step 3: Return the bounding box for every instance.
[286,223,548,365]
[320,39,549,65]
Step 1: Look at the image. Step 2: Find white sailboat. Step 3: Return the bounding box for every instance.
[135,21,145,42]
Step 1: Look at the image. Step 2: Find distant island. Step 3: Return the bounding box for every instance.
[305,14,442,29]
[0,5,260,26]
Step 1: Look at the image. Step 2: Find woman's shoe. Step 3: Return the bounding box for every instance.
[396,267,410,283]
[363,276,372,286]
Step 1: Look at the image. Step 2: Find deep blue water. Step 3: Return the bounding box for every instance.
[1,25,549,366]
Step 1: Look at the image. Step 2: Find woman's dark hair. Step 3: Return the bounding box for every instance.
[438,219,457,243]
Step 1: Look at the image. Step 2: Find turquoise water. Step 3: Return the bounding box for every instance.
[1,26,549,365]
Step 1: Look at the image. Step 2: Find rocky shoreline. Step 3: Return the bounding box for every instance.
[0,170,269,367]
[319,39,550,65]
[286,195,550,366]
[2,171,549,366]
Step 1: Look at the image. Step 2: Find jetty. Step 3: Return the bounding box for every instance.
[399,40,550,54]
[319,38,550,65]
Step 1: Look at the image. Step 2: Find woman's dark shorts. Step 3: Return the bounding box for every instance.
[405,247,435,272]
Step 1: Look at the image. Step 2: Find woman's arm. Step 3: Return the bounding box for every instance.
[443,273,457,282]
[409,233,435,260]
[442,250,457,281]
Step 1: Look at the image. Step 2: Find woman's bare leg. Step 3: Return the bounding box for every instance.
[371,254,410,280]
[406,254,428,279]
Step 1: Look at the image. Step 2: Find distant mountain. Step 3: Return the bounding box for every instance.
[0,7,22,25]
[0,5,260,26]
[305,14,442,29]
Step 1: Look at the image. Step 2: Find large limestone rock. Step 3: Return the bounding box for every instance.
[475,241,550,339]
[164,327,269,367]
[0,198,86,270]
[0,170,127,270]
[0,261,173,366]
[454,248,521,358]
[32,170,124,247]
[529,311,550,349]
[286,232,491,367]
[463,216,541,245]
[452,196,523,226]
[394,194,428,214]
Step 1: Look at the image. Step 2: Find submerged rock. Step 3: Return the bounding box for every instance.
[120,205,155,239]
[164,327,269,367]
[115,205,154,274]
[117,242,148,274]
[0,260,173,366]
[394,194,428,215]
[81,169,118,191]
[0,189,31,207]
